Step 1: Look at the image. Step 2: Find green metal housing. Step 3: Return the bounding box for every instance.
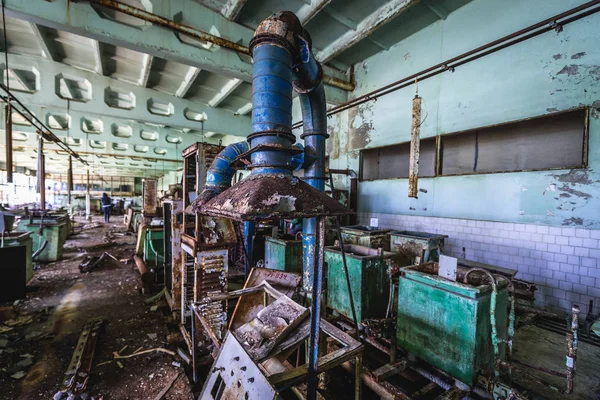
[396,263,508,386]
[326,244,399,324]
[2,231,34,282]
[19,222,66,262]
[340,225,391,251]
[389,230,448,264]
[143,227,165,267]
[264,236,303,273]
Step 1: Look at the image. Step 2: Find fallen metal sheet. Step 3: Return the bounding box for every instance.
[58,319,104,396]
[233,295,308,361]
[229,268,302,331]
[200,333,277,400]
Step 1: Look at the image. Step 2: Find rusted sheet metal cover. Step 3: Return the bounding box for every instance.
[194,173,353,221]
[200,333,277,400]
[230,268,301,331]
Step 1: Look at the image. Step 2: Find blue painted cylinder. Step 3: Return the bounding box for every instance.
[249,44,295,173]
[295,50,328,292]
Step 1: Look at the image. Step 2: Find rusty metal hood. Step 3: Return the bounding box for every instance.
[191,173,352,221]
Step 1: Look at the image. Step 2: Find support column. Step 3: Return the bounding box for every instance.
[5,103,13,183]
[86,168,91,221]
[67,156,73,205]
[37,137,45,210]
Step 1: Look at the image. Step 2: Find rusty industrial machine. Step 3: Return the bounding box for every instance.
[156,9,584,400]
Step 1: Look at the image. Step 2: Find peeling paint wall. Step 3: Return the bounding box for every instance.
[332,0,600,228]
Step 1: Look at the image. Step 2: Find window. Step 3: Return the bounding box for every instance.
[440,109,587,175]
[360,137,437,181]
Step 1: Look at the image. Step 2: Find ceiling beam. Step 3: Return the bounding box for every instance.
[3,53,251,138]
[208,78,242,108]
[221,0,248,21]
[175,66,201,98]
[422,0,449,20]
[316,0,418,63]
[29,23,58,61]
[91,39,105,75]
[1,0,350,104]
[235,102,252,116]
[323,6,390,51]
[297,0,332,25]
[139,53,153,87]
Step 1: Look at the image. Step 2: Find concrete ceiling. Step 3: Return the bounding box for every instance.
[0,0,472,177]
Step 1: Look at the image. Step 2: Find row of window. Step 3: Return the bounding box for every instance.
[359,108,588,181]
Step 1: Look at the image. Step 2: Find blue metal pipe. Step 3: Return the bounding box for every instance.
[197,140,250,204]
[248,44,295,174]
[244,221,255,276]
[293,38,328,293]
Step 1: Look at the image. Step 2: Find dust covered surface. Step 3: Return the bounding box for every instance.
[0,216,195,400]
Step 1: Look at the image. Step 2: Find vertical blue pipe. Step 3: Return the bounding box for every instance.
[244,220,255,276]
[294,43,328,292]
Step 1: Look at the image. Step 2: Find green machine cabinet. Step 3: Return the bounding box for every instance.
[340,225,391,251]
[143,227,165,268]
[326,244,399,324]
[22,222,66,262]
[389,230,448,264]
[264,236,302,273]
[2,231,34,282]
[396,263,508,386]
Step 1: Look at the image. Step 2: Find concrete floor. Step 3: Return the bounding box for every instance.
[0,216,194,399]
[513,324,600,399]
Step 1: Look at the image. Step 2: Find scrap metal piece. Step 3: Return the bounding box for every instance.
[200,333,277,400]
[58,319,104,395]
[233,295,308,361]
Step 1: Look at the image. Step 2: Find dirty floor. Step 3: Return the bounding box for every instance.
[0,216,195,400]
[513,324,600,399]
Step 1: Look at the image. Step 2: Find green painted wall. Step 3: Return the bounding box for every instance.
[323,0,600,228]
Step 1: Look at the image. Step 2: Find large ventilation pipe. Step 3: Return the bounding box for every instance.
[292,32,327,293]
[196,141,250,205]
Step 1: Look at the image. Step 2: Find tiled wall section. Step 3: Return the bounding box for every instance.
[357,212,600,316]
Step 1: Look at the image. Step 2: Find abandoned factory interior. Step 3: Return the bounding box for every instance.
[0,0,599,399]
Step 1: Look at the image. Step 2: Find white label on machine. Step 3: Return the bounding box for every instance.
[439,255,458,281]
[566,356,574,368]
[370,218,379,228]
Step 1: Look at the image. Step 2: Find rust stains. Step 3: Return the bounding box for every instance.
[552,169,593,185]
[557,65,579,76]
[558,184,592,200]
[347,103,374,151]
[562,217,583,226]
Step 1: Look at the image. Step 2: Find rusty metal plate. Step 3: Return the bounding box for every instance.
[195,173,353,221]
[142,179,157,215]
[200,333,277,400]
[230,268,301,331]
